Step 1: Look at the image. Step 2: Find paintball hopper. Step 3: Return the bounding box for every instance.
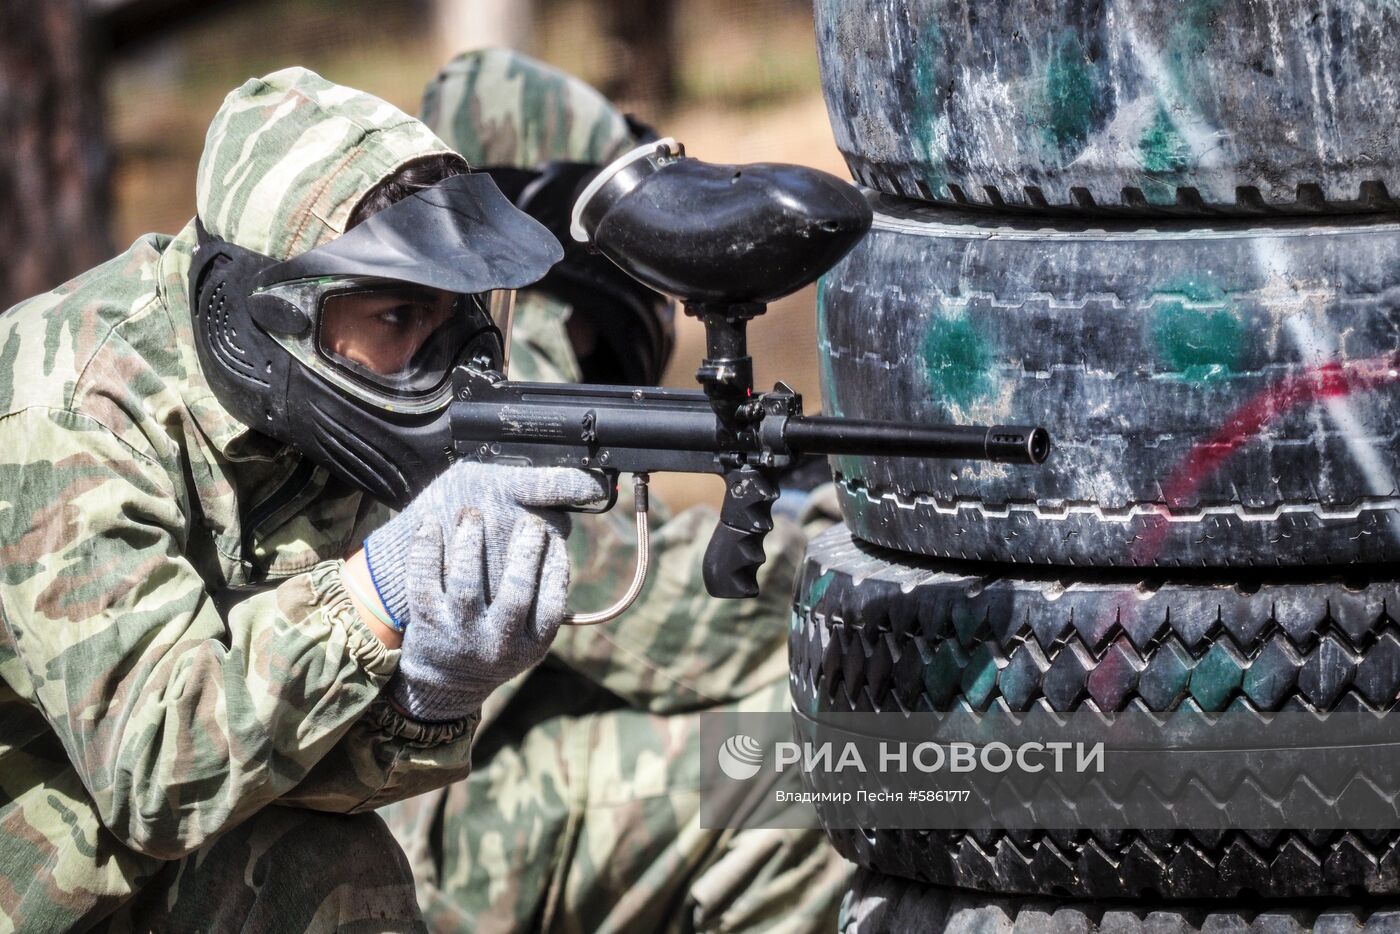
[570,138,873,304]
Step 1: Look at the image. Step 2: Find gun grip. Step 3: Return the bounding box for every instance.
[703,464,778,598]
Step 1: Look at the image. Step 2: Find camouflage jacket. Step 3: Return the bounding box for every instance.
[0,69,480,930]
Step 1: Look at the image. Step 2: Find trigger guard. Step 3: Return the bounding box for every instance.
[567,470,620,514]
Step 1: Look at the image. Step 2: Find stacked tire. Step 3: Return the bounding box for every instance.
[799,1,1400,929]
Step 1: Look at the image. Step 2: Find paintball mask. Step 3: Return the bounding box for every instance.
[485,161,676,386]
[189,172,563,508]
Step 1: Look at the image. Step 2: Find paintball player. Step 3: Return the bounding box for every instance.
[0,67,608,930]
[377,49,853,933]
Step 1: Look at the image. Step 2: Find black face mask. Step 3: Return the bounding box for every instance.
[189,172,563,509]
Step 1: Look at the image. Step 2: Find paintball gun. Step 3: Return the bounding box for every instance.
[453,139,1051,622]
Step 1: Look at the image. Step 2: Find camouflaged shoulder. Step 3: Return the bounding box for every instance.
[0,235,198,457]
[421,48,637,168]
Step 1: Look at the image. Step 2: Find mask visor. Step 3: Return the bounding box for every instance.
[258,275,499,413]
[318,283,483,397]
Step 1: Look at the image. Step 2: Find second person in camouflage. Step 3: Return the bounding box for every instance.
[378,49,853,934]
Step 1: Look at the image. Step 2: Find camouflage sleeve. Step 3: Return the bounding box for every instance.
[0,406,471,858]
[280,702,476,814]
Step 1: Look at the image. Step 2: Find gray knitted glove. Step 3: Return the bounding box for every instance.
[363,462,609,721]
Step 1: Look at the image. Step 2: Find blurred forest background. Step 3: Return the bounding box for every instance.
[2,0,846,508]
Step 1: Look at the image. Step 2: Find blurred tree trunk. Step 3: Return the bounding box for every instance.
[432,0,535,62]
[0,0,111,310]
[602,0,678,113]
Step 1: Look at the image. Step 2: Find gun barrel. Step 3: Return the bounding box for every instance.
[783,417,1050,465]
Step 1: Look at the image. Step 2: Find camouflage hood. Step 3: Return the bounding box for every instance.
[196,66,457,261]
[421,48,636,169]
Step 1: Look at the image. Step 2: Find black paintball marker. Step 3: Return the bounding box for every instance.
[452,139,1050,622]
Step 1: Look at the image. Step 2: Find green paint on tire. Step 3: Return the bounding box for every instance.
[1039,34,1102,156]
[1190,642,1245,711]
[1152,278,1242,381]
[1166,0,1224,95]
[920,311,992,407]
[1140,106,1191,175]
[817,277,844,417]
[923,642,965,707]
[959,644,999,709]
[909,20,945,176]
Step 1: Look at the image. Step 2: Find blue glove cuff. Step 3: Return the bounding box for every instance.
[363,527,412,632]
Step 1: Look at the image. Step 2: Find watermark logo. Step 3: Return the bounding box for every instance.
[701,710,1400,831]
[717,734,765,780]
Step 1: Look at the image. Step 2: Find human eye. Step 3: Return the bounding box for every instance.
[376,303,427,329]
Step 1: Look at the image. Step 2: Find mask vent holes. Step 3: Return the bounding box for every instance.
[199,271,267,386]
